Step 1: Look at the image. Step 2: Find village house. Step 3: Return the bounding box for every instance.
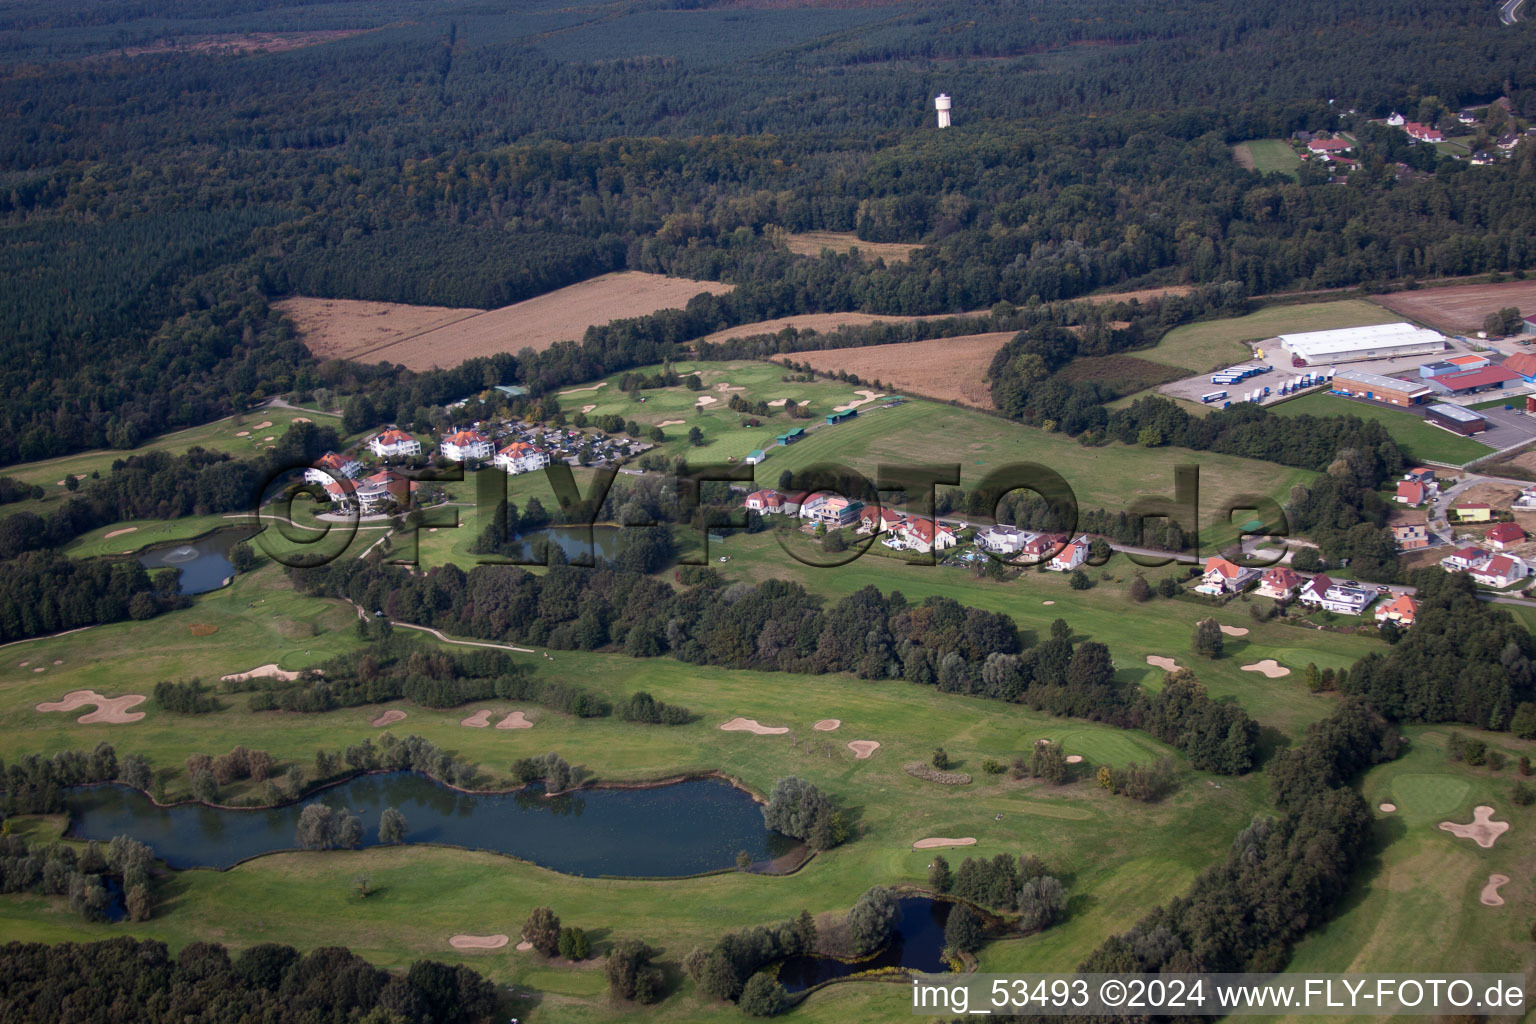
[354,469,410,515]
[1440,545,1492,572]
[899,517,958,555]
[744,489,800,516]
[368,428,422,459]
[1373,594,1419,628]
[439,429,493,462]
[1307,137,1351,157]
[1257,566,1303,599]
[1390,521,1431,551]
[1514,486,1536,510]
[1046,534,1091,572]
[1395,480,1428,505]
[973,524,1032,555]
[1194,556,1261,595]
[1471,553,1531,588]
[1450,502,1493,523]
[1485,522,1527,550]
[492,441,550,476]
[1298,574,1377,615]
[304,451,362,486]
[856,505,902,535]
[800,493,864,528]
[1402,466,1436,486]
[1402,121,1444,143]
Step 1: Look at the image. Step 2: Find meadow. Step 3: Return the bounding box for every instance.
[1269,392,1494,465]
[1132,300,1401,374]
[1233,139,1302,180]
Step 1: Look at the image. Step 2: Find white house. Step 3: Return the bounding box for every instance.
[1194,556,1261,595]
[354,470,410,515]
[493,441,550,475]
[899,518,957,554]
[439,429,493,462]
[1514,486,1536,510]
[1299,574,1376,615]
[800,494,863,527]
[745,489,800,516]
[1046,534,1091,572]
[1471,554,1530,588]
[974,524,1032,555]
[1373,594,1419,628]
[369,428,422,459]
[304,451,362,486]
[857,506,902,535]
[1440,546,1492,573]
[1257,567,1303,599]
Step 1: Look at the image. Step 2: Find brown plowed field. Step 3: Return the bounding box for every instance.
[771,332,1013,408]
[784,231,924,263]
[281,272,733,370]
[1371,280,1536,335]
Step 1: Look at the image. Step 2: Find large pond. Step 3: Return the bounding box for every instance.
[65,772,797,876]
[517,525,621,564]
[137,528,255,595]
[775,897,953,992]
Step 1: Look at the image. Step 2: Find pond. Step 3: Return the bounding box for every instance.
[137,528,256,595]
[516,525,622,564]
[775,897,953,992]
[65,772,798,876]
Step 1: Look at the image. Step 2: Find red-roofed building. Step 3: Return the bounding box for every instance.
[1307,137,1352,155]
[440,430,492,462]
[1395,480,1427,505]
[1257,566,1303,599]
[1391,521,1430,550]
[1471,554,1530,587]
[1433,365,1521,394]
[1046,534,1091,572]
[1441,546,1492,572]
[369,428,421,458]
[1502,352,1536,382]
[1195,555,1261,595]
[745,489,799,515]
[304,450,362,486]
[1374,594,1419,628]
[1403,122,1444,143]
[355,470,410,514]
[1020,533,1067,560]
[899,517,957,554]
[1444,353,1490,370]
[1451,502,1494,523]
[1485,522,1527,549]
[493,441,550,475]
[857,505,902,534]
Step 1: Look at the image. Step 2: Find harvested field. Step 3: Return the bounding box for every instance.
[912,837,976,850]
[773,332,1012,408]
[784,231,924,263]
[284,273,732,370]
[1372,280,1536,335]
[1084,285,1194,304]
[699,310,986,346]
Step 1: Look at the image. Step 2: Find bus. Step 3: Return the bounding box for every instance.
[1201,391,1228,404]
[1211,375,1240,385]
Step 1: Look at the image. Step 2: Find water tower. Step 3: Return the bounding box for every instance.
[935,93,952,128]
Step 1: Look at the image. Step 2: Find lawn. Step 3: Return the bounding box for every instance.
[1233,139,1301,180]
[1133,300,1400,374]
[1268,392,1494,465]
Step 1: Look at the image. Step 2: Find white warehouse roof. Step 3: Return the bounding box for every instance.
[1279,322,1446,360]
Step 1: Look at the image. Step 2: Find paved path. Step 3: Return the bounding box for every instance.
[1501,0,1525,24]
[388,621,535,653]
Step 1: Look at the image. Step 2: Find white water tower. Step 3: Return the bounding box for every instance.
[935,93,952,128]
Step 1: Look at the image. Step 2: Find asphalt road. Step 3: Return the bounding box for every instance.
[1502,0,1526,23]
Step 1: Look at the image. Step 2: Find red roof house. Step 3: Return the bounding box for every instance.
[1485,522,1527,549]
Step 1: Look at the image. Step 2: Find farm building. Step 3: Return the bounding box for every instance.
[1328,368,1432,406]
[1280,322,1446,365]
[1423,403,1486,436]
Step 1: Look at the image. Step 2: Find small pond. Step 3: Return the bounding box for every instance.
[516,525,622,564]
[137,528,255,595]
[775,897,953,991]
[65,772,796,876]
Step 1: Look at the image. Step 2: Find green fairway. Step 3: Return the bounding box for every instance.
[1134,300,1400,374]
[1388,771,1473,824]
[1234,139,1301,180]
[1269,391,1494,465]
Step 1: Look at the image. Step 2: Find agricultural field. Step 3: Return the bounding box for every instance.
[1136,300,1400,374]
[1269,392,1494,465]
[284,272,733,370]
[697,310,987,346]
[783,231,924,263]
[772,332,1013,408]
[1233,139,1302,179]
[1371,278,1536,336]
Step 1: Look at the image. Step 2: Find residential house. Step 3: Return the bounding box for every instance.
[1498,132,1521,151]
[1514,486,1536,510]
[1257,566,1303,599]
[1395,480,1428,505]
[1018,533,1067,562]
[1194,556,1261,595]
[1440,546,1492,572]
[1457,109,1480,125]
[355,470,410,515]
[1046,534,1091,572]
[1307,137,1351,157]
[369,429,422,459]
[974,524,1032,555]
[1471,150,1498,165]
[1523,314,1536,337]
[1298,575,1376,615]
[1472,554,1531,588]
[1402,467,1436,486]
[1386,112,1405,126]
[800,494,864,528]
[900,517,957,554]
[1390,521,1431,551]
[1403,122,1444,143]
[1450,502,1493,523]
[1485,522,1527,550]
[439,429,493,462]
[745,489,799,516]
[304,451,362,486]
[857,506,902,535]
[1374,594,1419,628]
[492,441,550,475]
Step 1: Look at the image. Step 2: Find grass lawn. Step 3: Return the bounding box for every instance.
[0,562,1280,1021]
[1133,300,1400,374]
[1269,392,1494,465]
[1233,139,1301,180]
[1279,727,1536,1009]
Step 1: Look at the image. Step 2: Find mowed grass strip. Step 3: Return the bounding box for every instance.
[1269,392,1493,465]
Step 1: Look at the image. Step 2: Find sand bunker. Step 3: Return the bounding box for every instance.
[1379,802,1397,813]
[1042,600,1055,606]
[496,711,533,729]
[293,417,311,423]
[767,398,796,407]
[833,389,885,413]
[657,419,684,427]
[847,740,881,759]
[714,382,745,392]
[1480,873,1511,907]
[720,717,789,735]
[580,404,596,414]
[515,941,533,952]
[263,436,275,441]
[1065,755,1084,764]
[36,690,147,724]
[52,659,62,665]
[1219,625,1250,637]
[32,666,45,672]
[252,420,273,429]
[694,395,718,406]
[1241,659,1290,678]
[371,709,407,727]
[912,837,977,850]
[1439,805,1510,848]
[221,664,300,683]
[558,381,607,396]
[448,934,508,950]
[1146,656,1179,671]
[103,527,138,539]
[812,719,841,731]
[460,709,493,728]
[235,431,250,437]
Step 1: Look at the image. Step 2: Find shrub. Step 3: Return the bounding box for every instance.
[739,973,787,1017]
[848,886,901,955]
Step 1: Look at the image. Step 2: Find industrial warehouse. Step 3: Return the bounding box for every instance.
[1280,322,1448,365]
[1328,368,1433,406]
